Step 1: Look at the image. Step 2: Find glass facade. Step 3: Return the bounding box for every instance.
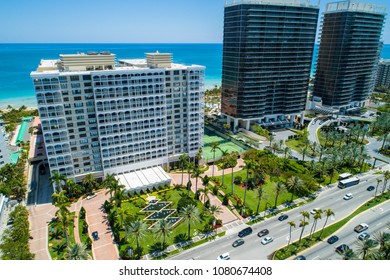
[314,7,386,107]
[221,3,319,120]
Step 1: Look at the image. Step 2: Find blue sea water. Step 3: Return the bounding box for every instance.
[0,43,389,109]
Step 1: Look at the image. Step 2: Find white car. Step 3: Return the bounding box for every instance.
[217,252,230,260]
[343,193,353,200]
[86,193,97,200]
[261,236,273,245]
[310,208,320,215]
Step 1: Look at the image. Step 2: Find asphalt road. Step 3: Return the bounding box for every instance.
[170,173,385,260]
[304,200,390,260]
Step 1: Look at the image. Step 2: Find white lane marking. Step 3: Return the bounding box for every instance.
[312,256,320,260]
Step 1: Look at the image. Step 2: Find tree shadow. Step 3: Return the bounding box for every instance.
[174,233,188,243]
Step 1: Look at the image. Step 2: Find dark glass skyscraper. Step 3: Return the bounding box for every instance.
[221,0,319,130]
[313,1,386,110]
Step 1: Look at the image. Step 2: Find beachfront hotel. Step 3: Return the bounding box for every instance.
[221,0,319,130]
[30,52,204,190]
[375,59,390,88]
[313,1,386,113]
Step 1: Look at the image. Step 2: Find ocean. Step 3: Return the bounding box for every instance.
[0,43,389,109]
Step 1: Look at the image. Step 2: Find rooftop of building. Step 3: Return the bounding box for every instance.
[224,0,319,8]
[326,1,386,15]
[31,51,204,76]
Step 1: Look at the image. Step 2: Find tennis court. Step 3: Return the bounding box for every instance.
[203,128,247,161]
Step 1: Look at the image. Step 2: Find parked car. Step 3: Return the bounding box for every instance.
[232,239,245,247]
[217,252,230,260]
[261,236,274,245]
[343,193,353,200]
[358,232,370,241]
[257,229,269,237]
[354,223,369,233]
[335,244,350,254]
[87,193,97,200]
[327,235,339,244]
[238,227,253,238]
[367,186,375,191]
[92,231,99,241]
[293,255,306,260]
[278,214,288,221]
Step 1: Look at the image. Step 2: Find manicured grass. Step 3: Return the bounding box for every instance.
[285,138,314,155]
[274,192,390,260]
[116,187,215,259]
[213,170,293,214]
[48,212,76,260]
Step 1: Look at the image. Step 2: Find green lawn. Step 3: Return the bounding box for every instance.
[116,187,214,259]
[48,212,76,260]
[213,170,293,214]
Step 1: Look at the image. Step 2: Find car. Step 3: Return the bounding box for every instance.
[354,223,369,233]
[232,239,245,247]
[327,235,339,244]
[87,193,97,200]
[238,227,253,238]
[335,244,350,254]
[367,186,375,191]
[358,232,370,241]
[261,236,274,245]
[293,255,306,260]
[92,231,99,241]
[257,229,269,237]
[343,193,353,200]
[310,208,321,215]
[217,252,230,260]
[278,214,288,221]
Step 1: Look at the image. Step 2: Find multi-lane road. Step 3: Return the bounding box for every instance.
[170,172,386,260]
[303,200,390,260]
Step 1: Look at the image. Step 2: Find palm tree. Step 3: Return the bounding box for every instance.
[186,162,195,194]
[301,146,308,161]
[64,178,77,198]
[64,243,90,260]
[82,174,97,194]
[255,188,264,215]
[219,149,229,187]
[382,171,390,194]
[287,221,296,248]
[356,239,376,260]
[298,211,310,242]
[373,232,390,250]
[341,248,357,260]
[52,190,71,247]
[111,188,126,207]
[153,219,173,249]
[319,209,335,239]
[211,141,220,177]
[283,146,291,161]
[209,204,223,228]
[195,147,203,167]
[242,160,256,215]
[374,178,382,197]
[103,174,118,198]
[286,176,303,202]
[379,132,389,150]
[49,170,66,192]
[191,166,203,194]
[228,152,239,195]
[180,204,200,239]
[125,219,148,259]
[309,209,322,239]
[179,154,189,186]
[274,182,285,208]
[269,135,275,148]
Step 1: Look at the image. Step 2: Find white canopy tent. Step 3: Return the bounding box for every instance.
[115,166,171,193]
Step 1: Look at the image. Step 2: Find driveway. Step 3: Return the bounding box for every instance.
[82,190,119,260]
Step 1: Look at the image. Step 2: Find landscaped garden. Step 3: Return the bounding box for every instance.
[105,185,222,259]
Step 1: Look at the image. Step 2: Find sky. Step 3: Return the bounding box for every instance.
[0,0,389,43]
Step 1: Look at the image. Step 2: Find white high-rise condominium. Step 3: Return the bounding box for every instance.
[31,52,204,182]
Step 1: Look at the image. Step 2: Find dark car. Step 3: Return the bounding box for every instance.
[335,244,349,254]
[278,214,288,221]
[327,235,339,244]
[257,229,269,237]
[232,239,245,247]
[238,227,253,238]
[92,231,99,241]
[293,255,306,260]
[367,186,375,191]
